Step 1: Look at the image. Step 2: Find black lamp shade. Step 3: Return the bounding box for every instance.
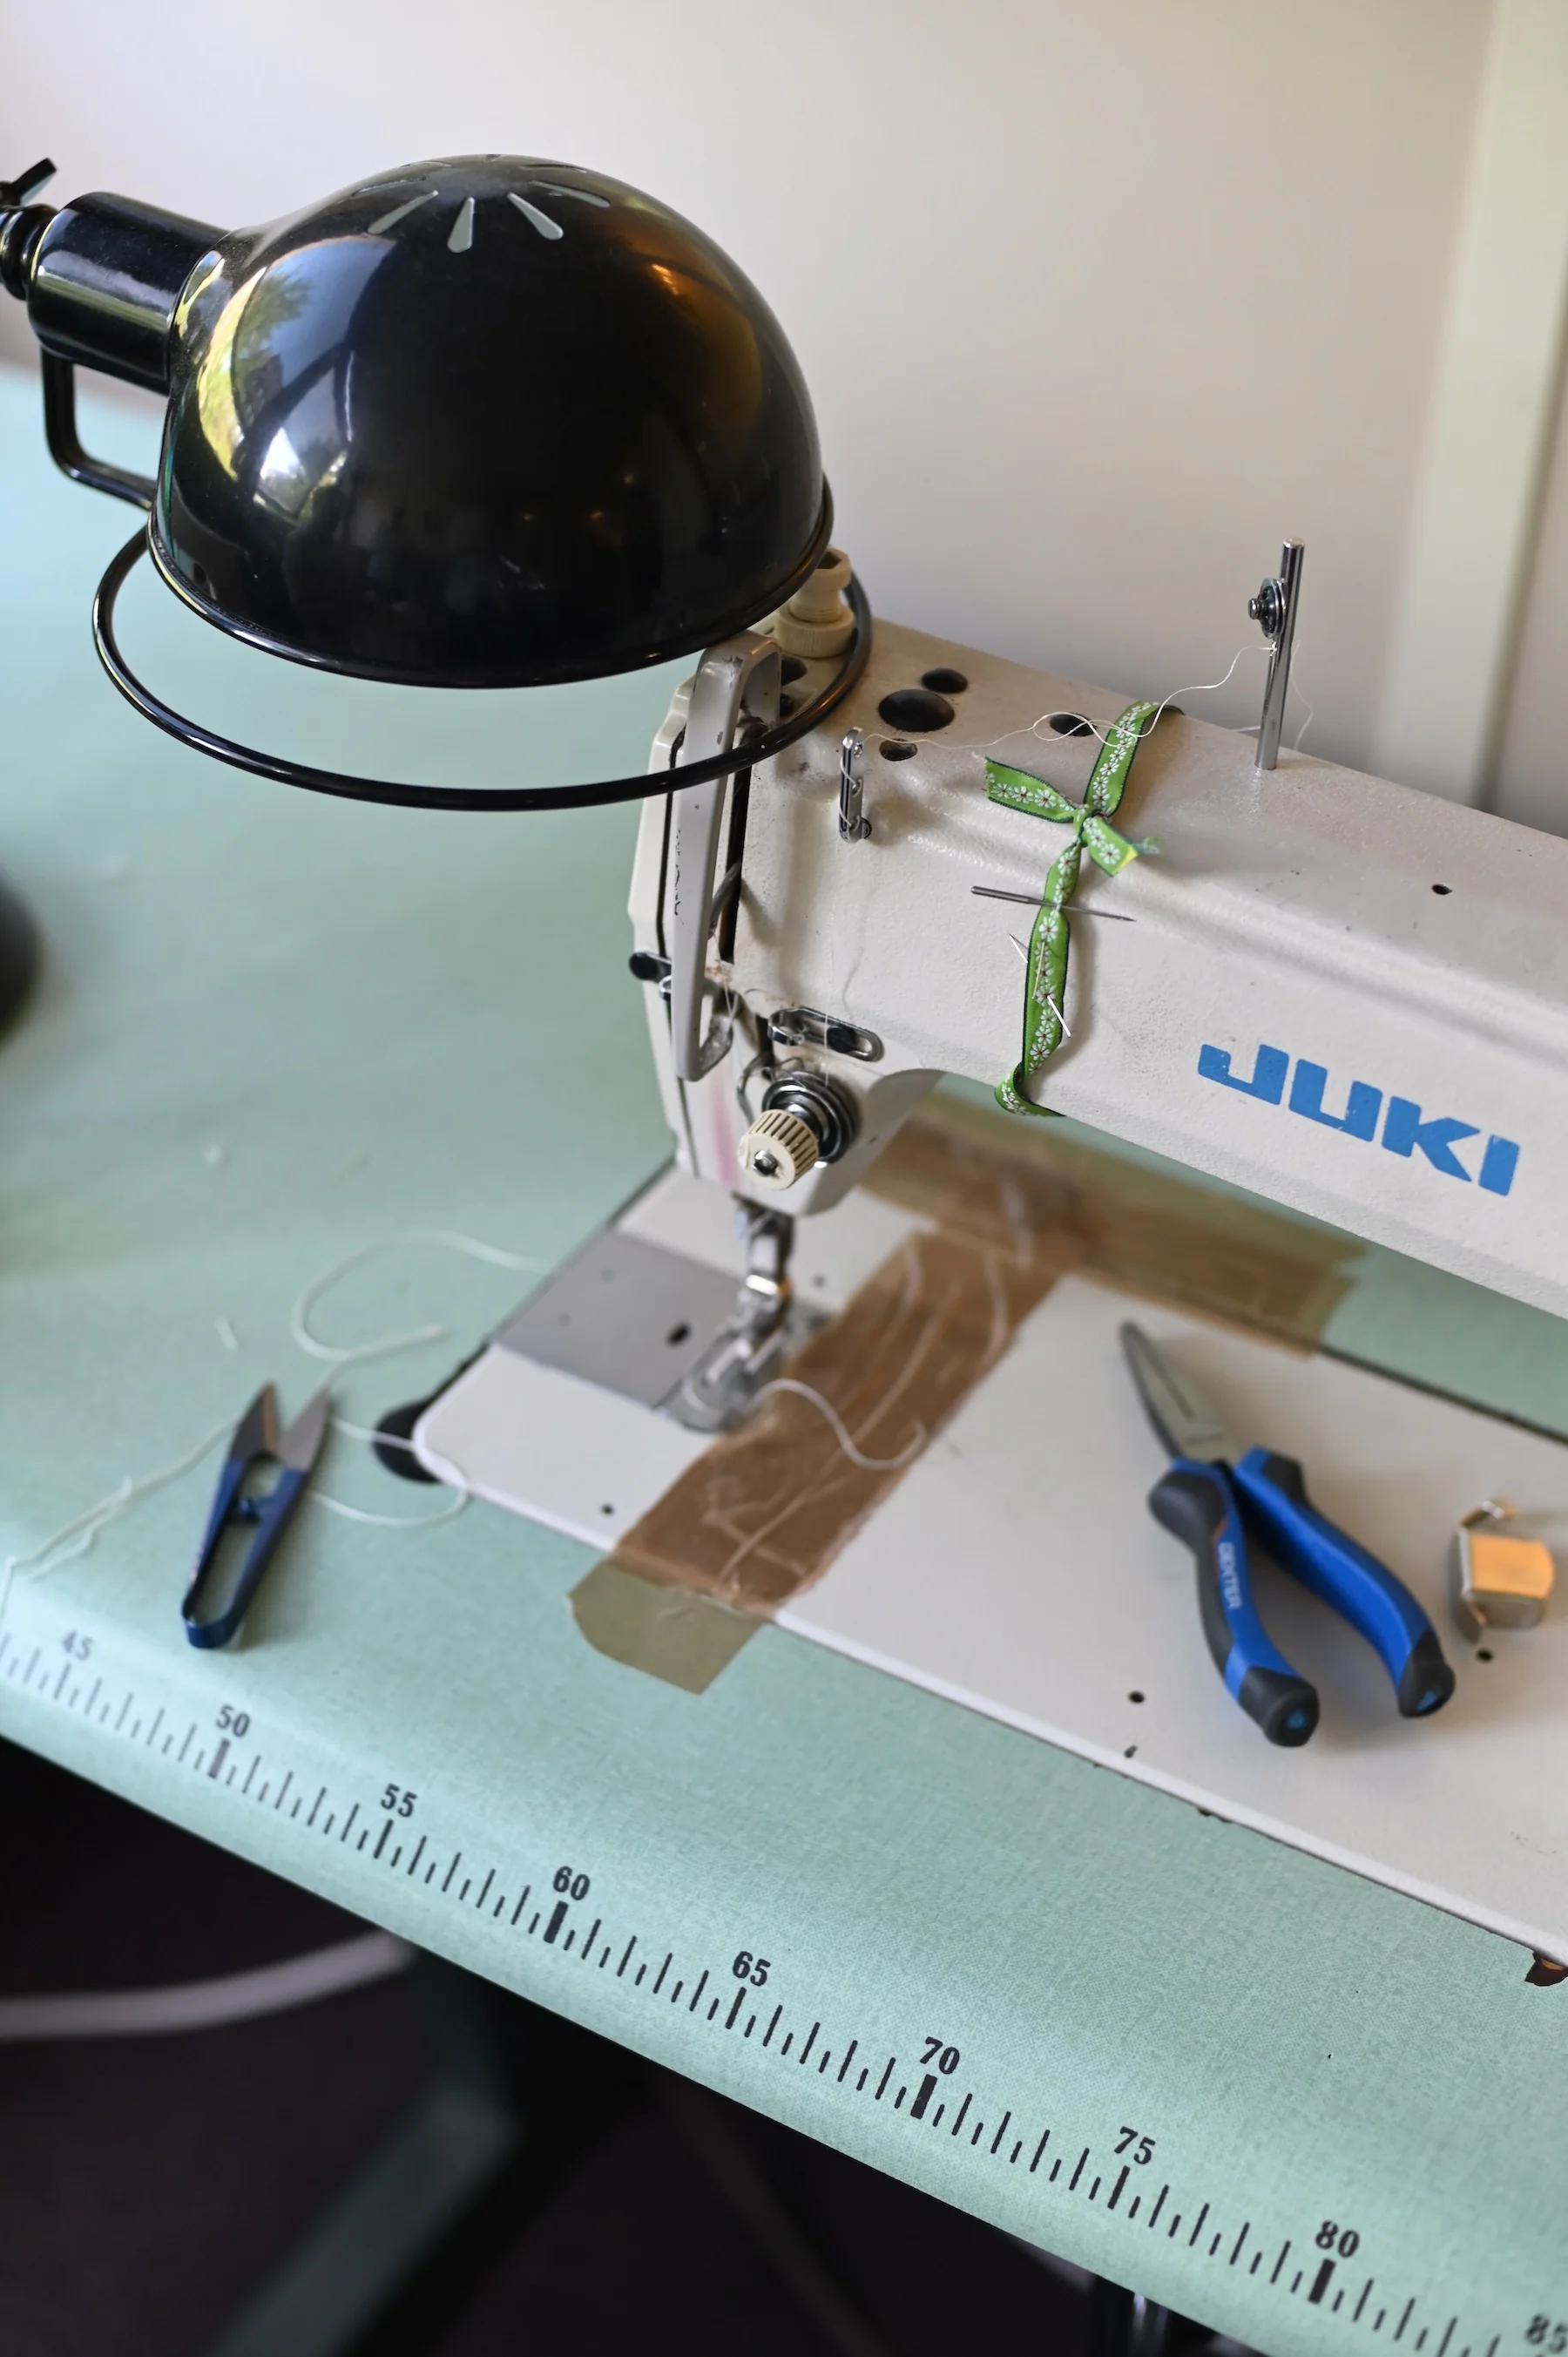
[148,157,830,687]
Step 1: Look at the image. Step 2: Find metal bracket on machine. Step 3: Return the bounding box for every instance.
[668,633,781,1083]
[1248,537,1304,771]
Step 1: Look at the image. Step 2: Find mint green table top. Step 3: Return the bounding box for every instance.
[3,367,1566,2354]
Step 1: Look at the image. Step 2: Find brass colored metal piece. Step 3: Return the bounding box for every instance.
[1450,1498,1555,1642]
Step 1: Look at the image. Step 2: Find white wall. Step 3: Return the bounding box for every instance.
[1,0,1499,777]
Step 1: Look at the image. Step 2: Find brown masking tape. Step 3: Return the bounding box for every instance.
[866,1101,1358,1346]
[570,1561,760,1694]
[571,1101,1361,1685]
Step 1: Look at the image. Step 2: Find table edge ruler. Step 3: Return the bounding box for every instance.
[3,1579,1558,2357]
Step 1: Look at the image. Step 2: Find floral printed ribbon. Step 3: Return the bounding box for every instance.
[987,700,1157,1118]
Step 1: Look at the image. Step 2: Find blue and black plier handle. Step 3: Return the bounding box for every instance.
[1149,1450,1455,1746]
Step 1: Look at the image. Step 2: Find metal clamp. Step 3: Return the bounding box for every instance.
[767,1006,882,1062]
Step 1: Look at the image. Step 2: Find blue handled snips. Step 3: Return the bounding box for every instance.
[1119,1324,1454,1746]
[181,1385,330,1649]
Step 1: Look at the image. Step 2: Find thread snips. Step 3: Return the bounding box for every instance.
[182,1385,330,1649]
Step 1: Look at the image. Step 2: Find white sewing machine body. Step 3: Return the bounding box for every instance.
[632,615,1568,1319]
[420,588,1568,1956]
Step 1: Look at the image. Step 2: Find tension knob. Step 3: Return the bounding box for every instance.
[740,1107,820,1190]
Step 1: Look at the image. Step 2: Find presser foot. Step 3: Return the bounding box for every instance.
[673,1202,799,1432]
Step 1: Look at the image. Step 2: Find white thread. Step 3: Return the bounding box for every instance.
[752,1378,925,1471]
[289,1228,544,1370]
[936,643,1270,761]
[215,1316,239,1352]
[319,1412,476,1529]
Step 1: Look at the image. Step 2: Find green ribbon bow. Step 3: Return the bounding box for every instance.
[987,699,1157,1118]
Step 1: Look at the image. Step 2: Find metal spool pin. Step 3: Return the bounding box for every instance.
[1248,538,1304,771]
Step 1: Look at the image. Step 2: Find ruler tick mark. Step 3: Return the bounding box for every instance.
[209,1738,229,1782]
[636,1963,647,1986]
[565,1931,577,1954]
[875,2058,895,2100]
[582,1915,600,1956]
[179,1725,195,1763]
[725,1988,746,2031]
[1128,2197,1139,2219]
[1188,2204,1209,2249]
[476,1871,494,1911]
[1108,2166,1128,2211]
[340,1801,362,1844]
[856,2069,868,2091]
[407,1835,427,1877]
[1230,2225,1250,2267]
[912,2075,936,2121]
[373,1819,392,1861]
[1437,2323,1455,2357]
[1209,2233,1221,2258]
[654,1954,672,1997]
[1070,2148,1089,2192]
[761,2002,781,2045]
[744,2015,755,2036]
[778,2028,790,2052]
[798,2022,819,2067]
[442,1852,463,1894]
[85,1677,101,1716]
[1355,2283,1374,2322]
[544,1902,566,1942]
[242,1754,260,1794]
[1147,2185,1167,2231]
[1293,2273,1303,2296]
[1167,2216,1182,2238]
[147,1706,164,1746]
[950,2092,972,2139]
[895,2086,907,2110]
[511,1887,531,1926]
[1310,2261,1335,2306]
[1397,2299,1416,2341]
[322,1814,335,1836]
[708,1998,720,2020]
[1376,2313,1387,2333]
[308,1786,325,1828]
[274,1771,293,1812]
[837,2042,857,2083]
[53,1659,70,1700]
[617,1935,635,1974]
[687,1970,709,2014]
[970,2121,985,2146]
[424,1860,436,1883]
[356,1828,368,1850]
[1271,2242,1291,2286]
[1051,2159,1062,2183]
[115,1694,132,1731]
[1252,2255,1261,2276]
[494,1895,506,1919]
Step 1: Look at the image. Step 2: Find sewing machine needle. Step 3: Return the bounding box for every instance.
[970,885,1133,918]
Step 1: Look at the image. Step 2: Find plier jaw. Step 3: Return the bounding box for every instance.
[181,1385,330,1649]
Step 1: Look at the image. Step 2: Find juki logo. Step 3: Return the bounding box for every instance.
[1198,1044,1520,1199]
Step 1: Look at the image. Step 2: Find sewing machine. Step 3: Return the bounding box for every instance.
[6,150,1568,1949]
[616,583,1568,1432]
